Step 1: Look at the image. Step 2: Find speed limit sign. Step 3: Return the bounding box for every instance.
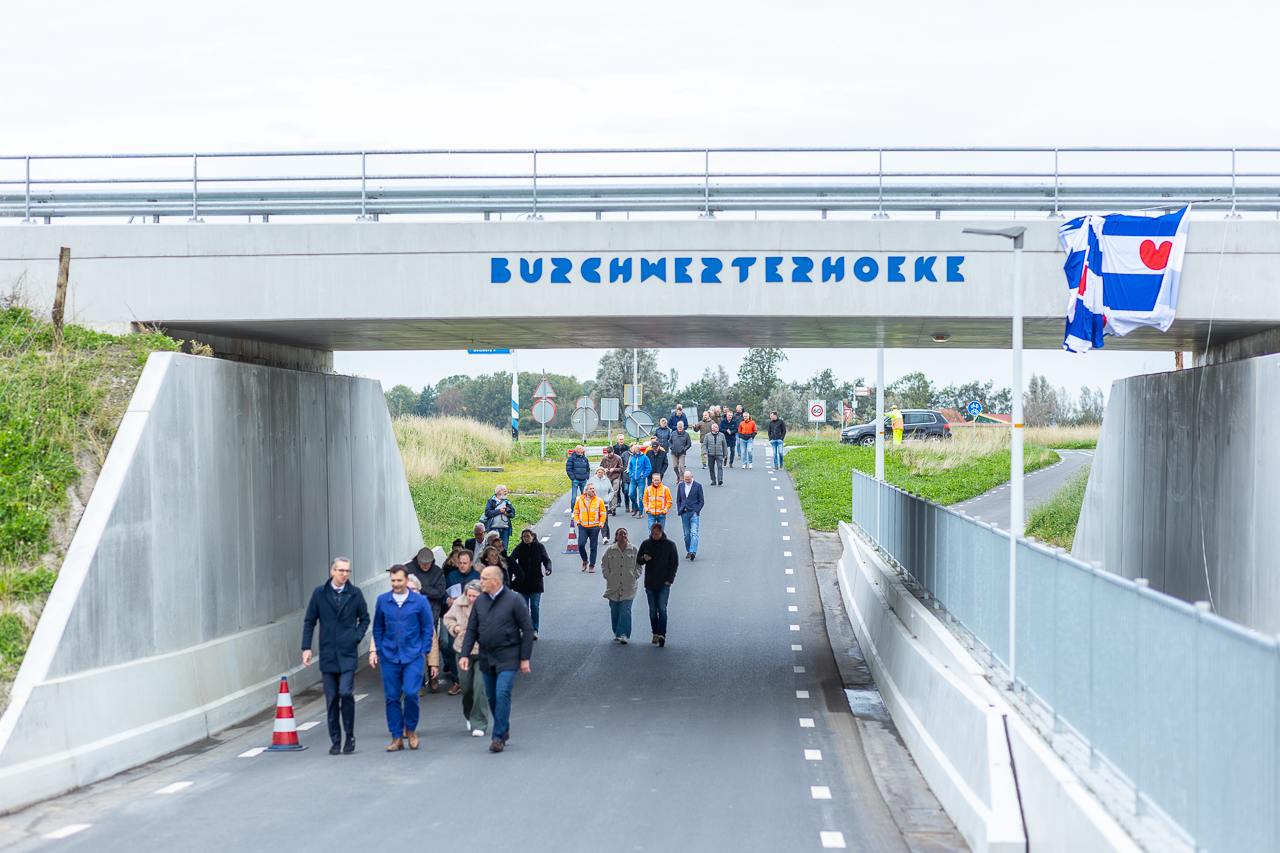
[808,401,826,422]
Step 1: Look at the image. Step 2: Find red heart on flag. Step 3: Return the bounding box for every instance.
[1140,240,1172,271]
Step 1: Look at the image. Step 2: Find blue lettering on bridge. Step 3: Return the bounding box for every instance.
[491,255,964,284]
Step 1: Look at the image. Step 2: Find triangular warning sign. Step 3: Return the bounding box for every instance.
[533,377,556,398]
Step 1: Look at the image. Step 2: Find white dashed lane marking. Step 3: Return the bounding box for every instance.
[796,690,809,698]
[354,693,368,702]
[805,749,822,760]
[794,666,806,673]
[777,496,784,501]
[785,569,794,574]
[786,587,795,593]
[238,747,268,758]
[792,645,802,651]
[44,825,91,839]
[789,606,798,612]
[780,509,787,513]
[820,830,847,848]
[782,535,791,540]
[790,625,800,631]
[554,522,563,527]
[784,551,792,557]
[781,521,789,526]
[296,721,321,731]
[811,786,833,800]
[155,781,193,795]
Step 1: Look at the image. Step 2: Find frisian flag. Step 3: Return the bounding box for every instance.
[1059,206,1190,353]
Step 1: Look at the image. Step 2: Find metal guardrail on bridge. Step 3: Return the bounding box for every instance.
[850,469,1278,853]
[3,147,1280,221]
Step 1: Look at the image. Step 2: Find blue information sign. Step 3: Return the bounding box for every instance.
[966,400,982,417]
[468,349,511,354]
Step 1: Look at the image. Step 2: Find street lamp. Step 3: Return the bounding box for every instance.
[962,225,1026,690]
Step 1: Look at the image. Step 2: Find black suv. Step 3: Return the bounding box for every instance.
[840,409,953,445]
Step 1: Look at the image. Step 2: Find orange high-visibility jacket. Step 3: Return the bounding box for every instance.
[643,484,673,515]
[573,494,608,528]
[738,417,758,437]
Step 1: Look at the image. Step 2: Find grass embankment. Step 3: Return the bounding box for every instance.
[784,432,1060,530]
[786,423,1099,449]
[0,306,181,692]
[1025,466,1091,549]
[396,416,576,550]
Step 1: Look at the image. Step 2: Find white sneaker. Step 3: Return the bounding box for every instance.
[472,729,486,737]
[619,637,628,644]
[466,721,472,731]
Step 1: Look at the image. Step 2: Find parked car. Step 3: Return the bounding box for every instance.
[840,409,952,445]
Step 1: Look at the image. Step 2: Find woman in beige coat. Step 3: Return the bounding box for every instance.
[601,528,641,643]
[442,580,490,736]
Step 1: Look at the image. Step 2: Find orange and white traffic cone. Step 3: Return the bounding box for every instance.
[565,523,579,555]
[267,676,307,751]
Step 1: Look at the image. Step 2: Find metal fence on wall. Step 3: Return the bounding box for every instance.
[850,470,1279,853]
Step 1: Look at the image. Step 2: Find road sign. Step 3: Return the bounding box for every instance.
[624,384,643,406]
[576,395,595,411]
[843,407,855,420]
[967,400,983,417]
[624,409,654,438]
[808,401,827,422]
[531,398,556,424]
[600,397,620,421]
[854,386,870,397]
[571,407,600,434]
[533,376,556,398]
[468,349,511,354]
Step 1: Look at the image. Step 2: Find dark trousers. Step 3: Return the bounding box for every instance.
[726,435,737,464]
[578,525,601,567]
[708,455,724,483]
[440,620,459,682]
[322,670,356,744]
[647,585,671,636]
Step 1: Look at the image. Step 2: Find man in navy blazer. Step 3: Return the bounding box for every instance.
[460,567,534,753]
[302,557,370,755]
[371,565,434,752]
[675,469,705,561]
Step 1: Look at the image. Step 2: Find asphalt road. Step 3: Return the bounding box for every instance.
[3,443,959,853]
[953,448,1094,531]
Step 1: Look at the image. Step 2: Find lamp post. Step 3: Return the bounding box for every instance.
[962,225,1026,690]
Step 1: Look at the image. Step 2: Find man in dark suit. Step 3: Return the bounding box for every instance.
[460,566,534,754]
[676,469,705,561]
[302,557,370,755]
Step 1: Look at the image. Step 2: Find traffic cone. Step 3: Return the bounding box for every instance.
[267,676,307,751]
[565,522,579,555]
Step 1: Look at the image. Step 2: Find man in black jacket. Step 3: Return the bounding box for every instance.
[460,567,535,753]
[767,411,788,470]
[637,523,679,646]
[302,557,370,755]
[669,422,693,482]
[405,546,448,693]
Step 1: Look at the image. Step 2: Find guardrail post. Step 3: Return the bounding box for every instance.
[529,150,542,220]
[1051,148,1062,219]
[21,156,32,223]
[873,149,888,219]
[699,149,715,219]
[356,151,374,222]
[188,154,204,223]
[1227,148,1242,219]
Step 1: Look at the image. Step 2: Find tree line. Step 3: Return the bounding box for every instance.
[384,348,1106,432]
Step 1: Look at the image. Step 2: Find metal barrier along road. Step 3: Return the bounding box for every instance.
[850,470,1279,853]
[4,147,1280,221]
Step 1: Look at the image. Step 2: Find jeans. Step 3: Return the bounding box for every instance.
[672,454,687,481]
[570,478,589,506]
[609,599,634,639]
[646,512,667,530]
[495,527,511,550]
[322,670,356,744]
[481,668,518,742]
[726,434,737,464]
[628,480,643,511]
[646,585,671,637]
[737,435,754,464]
[770,439,785,468]
[707,455,723,483]
[681,512,700,554]
[578,525,601,567]
[521,592,541,631]
[380,657,425,736]
[459,657,490,732]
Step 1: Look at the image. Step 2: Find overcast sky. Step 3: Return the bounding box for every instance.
[4,0,1276,404]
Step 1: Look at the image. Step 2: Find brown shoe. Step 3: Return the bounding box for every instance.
[489,738,504,753]
[447,682,462,696]
[428,677,440,693]
[405,730,419,750]
[386,737,404,752]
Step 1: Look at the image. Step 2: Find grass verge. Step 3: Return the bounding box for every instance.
[1025,465,1091,550]
[0,305,182,702]
[784,441,1059,531]
[396,417,573,552]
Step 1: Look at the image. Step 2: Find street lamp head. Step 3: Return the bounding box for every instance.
[963,226,1026,248]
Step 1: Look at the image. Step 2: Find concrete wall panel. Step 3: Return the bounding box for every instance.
[1075,354,1280,633]
[0,353,421,813]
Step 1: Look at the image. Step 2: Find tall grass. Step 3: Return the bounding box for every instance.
[393,415,515,480]
[1025,465,1091,549]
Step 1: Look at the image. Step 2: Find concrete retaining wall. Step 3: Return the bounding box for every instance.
[0,353,422,813]
[837,522,1141,853]
[1073,353,1280,633]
